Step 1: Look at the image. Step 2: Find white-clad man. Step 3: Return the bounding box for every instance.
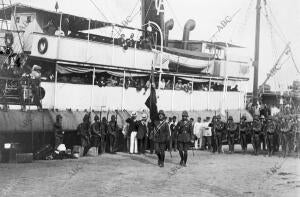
[193,117,203,149]
[202,117,212,151]
[126,112,138,154]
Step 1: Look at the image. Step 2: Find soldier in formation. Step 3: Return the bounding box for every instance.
[239,115,248,153]
[153,110,170,167]
[176,111,193,166]
[226,116,237,153]
[214,115,225,154]
[108,115,119,153]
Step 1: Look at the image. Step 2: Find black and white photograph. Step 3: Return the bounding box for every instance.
[0,0,299,196]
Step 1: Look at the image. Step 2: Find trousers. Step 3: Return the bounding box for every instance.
[266,133,274,155]
[130,131,138,154]
[215,132,223,153]
[228,134,235,152]
[240,133,247,151]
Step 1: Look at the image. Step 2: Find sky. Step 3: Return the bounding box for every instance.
[10,0,300,91]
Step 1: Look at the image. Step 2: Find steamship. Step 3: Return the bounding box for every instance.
[0,2,251,155]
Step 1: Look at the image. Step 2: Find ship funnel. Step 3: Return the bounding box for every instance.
[164,19,174,47]
[182,19,196,49]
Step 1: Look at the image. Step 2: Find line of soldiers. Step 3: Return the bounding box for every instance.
[210,114,300,157]
[77,113,119,156]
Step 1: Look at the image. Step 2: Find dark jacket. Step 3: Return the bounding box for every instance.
[153,120,170,143]
[126,118,138,136]
[54,122,63,138]
[108,120,119,137]
[137,121,148,139]
[176,120,193,143]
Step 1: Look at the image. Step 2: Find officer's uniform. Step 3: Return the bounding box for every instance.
[91,115,101,151]
[265,117,276,156]
[226,116,237,153]
[100,117,108,154]
[239,116,248,152]
[214,115,225,154]
[252,116,263,155]
[54,114,64,150]
[77,113,91,156]
[259,116,266,151]
[294,117,300,156]
[153,110,170,167]
[281,118,291,157]
[108,115,119,153]
[176,111,193,166]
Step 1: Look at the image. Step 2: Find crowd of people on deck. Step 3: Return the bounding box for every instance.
[53,103,300,166]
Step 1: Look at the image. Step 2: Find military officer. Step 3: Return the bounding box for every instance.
[214,115,225,154]
[281,117,291,158]
[226,116,237,153]
[100,117,108,154]
[91,115,101,154]
[265,116,276,156]
[259,115,266,151]
[153,110,170,167]
[108,115,119,153]
[252,115,262,155]
[294,115,300,157]
[239,115,248,153]
[77,113,91,156]
[176,111,193,166]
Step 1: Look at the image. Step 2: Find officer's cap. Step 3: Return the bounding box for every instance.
[260,115,265,119]
[94,115,99,120]
[56,114,62,120]
[158,110,165,116]
[182,110,189,117]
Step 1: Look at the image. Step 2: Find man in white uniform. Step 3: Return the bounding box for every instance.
[202,117,212,151]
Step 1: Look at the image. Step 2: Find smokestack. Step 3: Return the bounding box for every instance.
[164,19,174,47]
[182,19,196,49]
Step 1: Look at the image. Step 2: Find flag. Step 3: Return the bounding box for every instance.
[145,66,159,122]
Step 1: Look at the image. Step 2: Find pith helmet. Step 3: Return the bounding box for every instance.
[158,110,165,116]
[83,113,90,122]
[131,111,137,117]
[94,115,99,120]
[228,116,233,121]
[216,115,221,120]
[182,110,189,117]
[241,115,247,120]
[56,114,62,121]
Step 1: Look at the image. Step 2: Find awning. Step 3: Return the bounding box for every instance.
[57,64,149,77]
[178,77,210,83]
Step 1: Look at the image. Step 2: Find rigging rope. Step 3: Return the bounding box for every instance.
[88,0,110,22]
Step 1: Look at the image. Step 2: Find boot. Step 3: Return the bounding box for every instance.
[161,152,165,167]
[157,153,161,166]
[183,152,187,167]
[179,151,183,166]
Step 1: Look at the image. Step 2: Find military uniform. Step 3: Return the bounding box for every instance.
[54,114,64,150]
[265,117,276,156]
[176,111,193,166]
[294,117,300,157]
[239,116,248,152]
[153,110,170,167]
[215,115,225,154]
[281,118,291,157]
[91,115,101,151]
[226,116,237,153]
[108,115,119,153]
[100,117,108,154]
[77,113,91,156]
[252,116,262,155]
[259,116,266,151]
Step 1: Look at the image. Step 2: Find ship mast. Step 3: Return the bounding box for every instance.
[252,0,261,106]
